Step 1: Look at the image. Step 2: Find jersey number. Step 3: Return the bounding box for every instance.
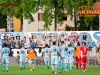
[21,51,24,54]
[53,49,56,52]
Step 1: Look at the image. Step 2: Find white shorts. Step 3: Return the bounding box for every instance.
[51,56,58,65]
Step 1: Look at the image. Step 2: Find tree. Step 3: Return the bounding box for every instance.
[64,0,99,31]
[0,12,7,29]
[0,0,38,31]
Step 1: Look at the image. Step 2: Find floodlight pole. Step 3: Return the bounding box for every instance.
[99,15,100,31]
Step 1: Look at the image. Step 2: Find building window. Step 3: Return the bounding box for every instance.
[38,13,44,21]
[63,13,67,21]
[11,23,14,28]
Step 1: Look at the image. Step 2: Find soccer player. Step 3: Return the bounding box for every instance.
[49,41,61,74]
[80,42,89,72]
[67,43,74,71]
[43,44,50,69]
[0,45,2,68]
[75,42,81,70]
[27,46,36,71]
[59,41,68,73]
[19,44,27,70]
[1,43,10,72]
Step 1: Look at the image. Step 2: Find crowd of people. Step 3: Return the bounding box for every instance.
[0,32,100,57]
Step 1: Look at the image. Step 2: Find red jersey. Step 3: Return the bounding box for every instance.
[80,46,88,57]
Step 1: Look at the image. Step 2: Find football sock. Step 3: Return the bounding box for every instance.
[32,66,34,69]
[51,65,54,70]
[70,63,73,70]
[20,63,22,68]
[6,64,8,71]
[76,63,78,69]
[55,66,58,73]
[59,62,62,70]
[2,63,4,71]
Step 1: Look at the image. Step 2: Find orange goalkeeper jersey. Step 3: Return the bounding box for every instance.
[75,47,81,57]
[28,49,36,60]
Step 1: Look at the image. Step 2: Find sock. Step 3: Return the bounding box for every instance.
[64,64,67,72]
[51,65,54,70]
[6,64,8,71]
[48,61,50,66]
[62,62,64,69]
[23,64,26,69]
[20,63,22,68]
[59,62,62,70]
[32,66,34,69]
[30,67,32,70]
[2,63,4,71]
[70,63,73,70]
[83,63,86,70]
[55,66,58,73]
[66,64,68,71]
[76,63,78,69]
[45,64,48,68]
[79,63,81,69]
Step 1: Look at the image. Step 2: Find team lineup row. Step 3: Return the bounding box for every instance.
[0,41,89,74]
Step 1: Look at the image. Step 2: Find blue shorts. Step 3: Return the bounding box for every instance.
[2,56,9,63]
[67,57,73,63]
[51,56,58,65]
[20,56,26,62]
[59,57,65,63]
[44,56,50,62]
[64,57,68,63]
[28,60,35,64]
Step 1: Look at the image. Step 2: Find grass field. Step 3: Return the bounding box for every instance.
[0,66,100,75]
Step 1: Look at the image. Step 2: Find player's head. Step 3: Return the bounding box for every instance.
[45,44,49,48]
[21,43,24,48]
[82,42,86,46]
[77,42,80,46]
[53,41,56,45]
[68,43,71,47]
[61,41,64,45]
[4,43,7,47]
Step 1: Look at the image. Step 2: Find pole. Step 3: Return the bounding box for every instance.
[99,15,100,31]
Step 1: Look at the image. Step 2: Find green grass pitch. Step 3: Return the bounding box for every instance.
[0,66,100,75]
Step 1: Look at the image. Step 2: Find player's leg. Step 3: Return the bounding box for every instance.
[76,56,78,70]
[69,57,73,70]
[32,60,35,71]
[29,60,33,71]
[5,57,9,72]
[54,57,58,74]
[2,57,5,72]
[20,57,23,70]
[51,57,55,73]
[83,57,86,72]
[59,57,64,72]
[44,57,48,68]
[47,57,50,69]
[22,57,26,69]
[63,57,68,73]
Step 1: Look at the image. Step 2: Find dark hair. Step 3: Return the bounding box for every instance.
[68,43,71,47]
[61,41,64,44]
[45,44,49,47]
[53,41,56,45]
[82,42,86,46]
[77,42,80,46]
[4,43,7,47]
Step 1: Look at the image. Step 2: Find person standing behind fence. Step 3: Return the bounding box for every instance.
[1,43,10,72]
[27,46,36,71]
